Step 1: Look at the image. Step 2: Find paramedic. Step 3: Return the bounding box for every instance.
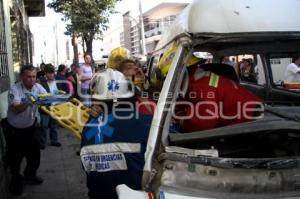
[80,68,153,199]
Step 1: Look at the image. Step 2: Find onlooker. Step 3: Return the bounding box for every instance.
[70,63,81,99]
[56,64,69,93]
[70,63,77,74]
[37,63,46,80]
[79,53,93,106]
[284,55,300,82]
[222,56,235,67]
[39,64,61,149]
[240,59,257,83]
[238,58,246,77]
[65,71,75,97]
[6,65,47,195]
[95,63,106,73]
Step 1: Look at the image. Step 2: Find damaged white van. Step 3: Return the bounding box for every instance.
[117,0,300,198]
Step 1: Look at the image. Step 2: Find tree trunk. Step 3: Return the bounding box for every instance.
[85,37,93,57]
[82,36,86,54]
[72,35,79,66]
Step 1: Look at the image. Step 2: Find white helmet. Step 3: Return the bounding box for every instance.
[90,68,135,101]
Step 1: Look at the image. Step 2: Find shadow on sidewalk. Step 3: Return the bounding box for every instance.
[12,127,88,199]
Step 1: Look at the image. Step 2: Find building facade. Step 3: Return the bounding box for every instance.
[0,0,45,198]
[120,3,188,55]
[98,1,189,60]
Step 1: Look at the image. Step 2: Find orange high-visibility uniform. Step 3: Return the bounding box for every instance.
[181,68,262,133]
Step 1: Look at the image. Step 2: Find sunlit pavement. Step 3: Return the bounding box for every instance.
[13,127,88,199]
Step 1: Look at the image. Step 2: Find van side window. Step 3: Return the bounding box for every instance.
[225,54,265,86]
[269,55,292,85]
[268,53,300,91]
[144,54,163,99]
[149,54,161,83]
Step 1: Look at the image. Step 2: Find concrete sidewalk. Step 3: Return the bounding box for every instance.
[13,127,88,199]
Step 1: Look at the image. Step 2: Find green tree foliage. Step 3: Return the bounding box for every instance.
[48,0,120,56]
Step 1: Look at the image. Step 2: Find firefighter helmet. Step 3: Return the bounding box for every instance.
[158,48,204,78]
[186,54,203,67]
[107,47,131,69]
[158,47,177,78]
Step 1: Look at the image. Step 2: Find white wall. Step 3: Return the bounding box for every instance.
[271,58,292,82]
[1,0,14,119]
[100,25,123,56]
[0,92,8,119]
[30,19,71,67]
[29,1,71,67]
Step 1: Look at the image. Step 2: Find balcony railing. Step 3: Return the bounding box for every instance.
[144,27,163,38]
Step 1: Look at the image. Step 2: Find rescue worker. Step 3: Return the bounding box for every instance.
[107,47,131,69]
[146,46,178,93]
[178,55,262,132]
[80,68,153,199]
[107,47,146,90]
[118,59,145,90]
[157,52,262,132]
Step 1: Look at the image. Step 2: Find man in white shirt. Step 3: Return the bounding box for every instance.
[6,65,47,195]
[284,56,300,82]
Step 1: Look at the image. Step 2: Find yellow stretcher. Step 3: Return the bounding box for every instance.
[38,98,90,140]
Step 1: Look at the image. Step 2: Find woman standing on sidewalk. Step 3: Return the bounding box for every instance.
[79,53,93,107]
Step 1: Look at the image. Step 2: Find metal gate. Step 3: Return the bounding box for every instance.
[0,0,9,93]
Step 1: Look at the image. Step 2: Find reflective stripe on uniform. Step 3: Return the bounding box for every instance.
[209,73,220,88]
[80,142,141,156]
[81,151,128,172]
[80,143,141,172]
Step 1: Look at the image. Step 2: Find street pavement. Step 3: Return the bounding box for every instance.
[12,127,88,199]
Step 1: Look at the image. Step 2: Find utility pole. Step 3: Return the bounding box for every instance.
[54,22,59,66]
[43,41,47,63]
[139,0,147,55]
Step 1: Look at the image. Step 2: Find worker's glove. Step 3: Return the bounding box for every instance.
[21,94,34,106]
[54,90,66,95]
